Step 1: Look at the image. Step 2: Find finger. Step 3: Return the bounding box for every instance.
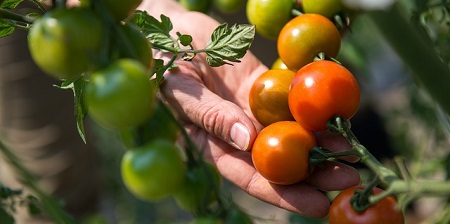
[306,161,361,191]
[314,130,360,163]
[160,64,257,151]
[201,134,331,218]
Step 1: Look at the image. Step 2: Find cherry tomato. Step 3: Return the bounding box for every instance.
[179,0,212,13]
[28,7,104,80]
[277,13,341,71]
[173,162,222,212]
[84,59,157,130]
[119,102,179,148]
[99,0,143,21]
[249,69,295,126]
[121,140,186,201]
[115,23,154,71]
[251,121,316,185]
[301,0,345,18]
[329,186,405,224]
[246,0,293,39]
[271,58,289,70]
[213,0,245,14]
[288,60,360,131]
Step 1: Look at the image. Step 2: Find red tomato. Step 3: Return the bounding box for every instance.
[329,186,405,224]
[277,13,341,71]
[251,121,316,185]
[249,69,296,126]
[288,60,360,131]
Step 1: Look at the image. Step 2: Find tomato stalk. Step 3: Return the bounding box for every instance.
[0,8,35,24]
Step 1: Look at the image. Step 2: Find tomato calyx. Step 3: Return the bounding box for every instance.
[349,180,383,213]
[308,146,360,165]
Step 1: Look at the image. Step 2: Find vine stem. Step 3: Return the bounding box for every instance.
[0,139,75,224]
[0,8,34,24]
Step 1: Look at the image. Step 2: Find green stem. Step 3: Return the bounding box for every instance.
[0,139,75,224]
[367,4,450,116]
[0,8,34,24]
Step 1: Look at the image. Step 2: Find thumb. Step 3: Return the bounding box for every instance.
[159,69,257,151]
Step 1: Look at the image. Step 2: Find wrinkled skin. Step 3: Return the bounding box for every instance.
[137,0,360,218]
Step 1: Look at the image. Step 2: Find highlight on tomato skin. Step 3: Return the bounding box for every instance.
[288,60,360,131]
[251,121,316,185]
[249,69,296,127]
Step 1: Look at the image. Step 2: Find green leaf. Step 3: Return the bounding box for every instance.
[178,34,193,47]
[205,23,255,66]
[130,11,175,51]
[26,195,42,215]
[0,208,14,224]
[1,0,23,9]
[55,78,88,143]
[0,20,14,38]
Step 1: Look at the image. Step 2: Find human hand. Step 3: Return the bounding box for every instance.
[140,0,360,218]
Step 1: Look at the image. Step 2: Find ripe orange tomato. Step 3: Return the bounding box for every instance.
[249,69,296,126]
[329,186,405,224]
[251,121,316,185]
[277,13,341,71]
[288,60,360,131]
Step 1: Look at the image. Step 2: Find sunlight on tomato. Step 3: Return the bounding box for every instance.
[252,121,316,185]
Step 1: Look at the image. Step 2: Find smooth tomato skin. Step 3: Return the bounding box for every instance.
[271,58,289,70]
[174,162,222,212]
[116,23,154,71]
[329,186,405,224]
[249,69,296,126]
[85,59,156,130]
[246,0,293,39]
[179,0,212,13]
[213,0,245,14]
[28,7,104,80]
[301,0,345,18]
[119,102,179,148]
[288,60,360,131]
[121,140,186,201]
[99,0,143,21]
[251,121,316,185]
[277,13,341,71]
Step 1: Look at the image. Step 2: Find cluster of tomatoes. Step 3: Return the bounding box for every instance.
[247,0,405,223]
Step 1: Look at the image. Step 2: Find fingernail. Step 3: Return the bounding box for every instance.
[230,123,250,151]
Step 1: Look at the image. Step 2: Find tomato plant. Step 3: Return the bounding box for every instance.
[249,69,295,126]
[121,140,186,201]
[173,162,221,212]
[251,121,316,185]
[329,186,405,224]
[277,13,341,71]
[301,0,345,18]
[288,60,360,131]
[84,59,157,130]
[246,0,293,39]
[28,7,104,80]
[99,0,143,21]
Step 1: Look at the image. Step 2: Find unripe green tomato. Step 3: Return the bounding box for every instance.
[99,0,143,21]
[115,23,154,71]
[121,140,186,201]
[179,0,212,13]
[213,0,245,14]
[302,0,345,18]
[174,162,222,211]
[28,7,104,80]
[246,0,294,39]
[84,59,156,130]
